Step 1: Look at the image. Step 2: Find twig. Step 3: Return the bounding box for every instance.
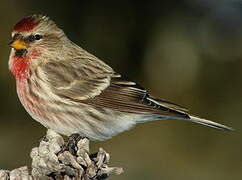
[0,129,123,180]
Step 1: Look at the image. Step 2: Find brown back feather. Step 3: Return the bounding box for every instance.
[41,57,189,119]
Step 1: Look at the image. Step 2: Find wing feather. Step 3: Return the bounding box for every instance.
[84,76,189,118]
[41,58,189,119]
[42,58,113,100]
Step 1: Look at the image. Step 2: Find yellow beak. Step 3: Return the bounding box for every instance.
[9,40,28,50]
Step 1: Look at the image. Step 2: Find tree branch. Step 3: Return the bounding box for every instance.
[0,129,123,180]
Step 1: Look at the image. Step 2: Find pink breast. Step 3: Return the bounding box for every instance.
[10,50,40,80]
[16,78,49,123]
[11,56,30,79]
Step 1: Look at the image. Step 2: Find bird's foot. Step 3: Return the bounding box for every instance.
[60,133,85,155]
[39,135,48,143]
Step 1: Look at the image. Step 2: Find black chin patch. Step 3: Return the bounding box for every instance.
[15,49,27,57]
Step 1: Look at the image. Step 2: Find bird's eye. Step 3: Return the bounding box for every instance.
[34,34,42,40]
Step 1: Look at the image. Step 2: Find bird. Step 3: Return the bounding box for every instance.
[8,15,232,141]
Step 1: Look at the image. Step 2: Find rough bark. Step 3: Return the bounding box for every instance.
[0,129,123,180]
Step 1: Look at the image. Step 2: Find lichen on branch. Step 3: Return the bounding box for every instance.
[0,129,123,180]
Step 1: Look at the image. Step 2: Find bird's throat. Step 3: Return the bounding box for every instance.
[15,49,27,57]
[10,49,40,80]
[10,55,30,80]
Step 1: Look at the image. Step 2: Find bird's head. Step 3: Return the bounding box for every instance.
[9,15,66,58]
[9,15,71,79]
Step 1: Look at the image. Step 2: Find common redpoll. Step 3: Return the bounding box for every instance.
[8,15,232,141]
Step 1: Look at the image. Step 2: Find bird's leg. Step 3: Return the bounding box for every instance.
[89,152,98,160]
[39,135,48,143]
[67,133,82,154]
[61,133,85,155]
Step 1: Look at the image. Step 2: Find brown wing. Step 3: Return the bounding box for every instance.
[41,58,113,100]
[83,74,189,119]
[42,58,189,119]
[149,97,189,112]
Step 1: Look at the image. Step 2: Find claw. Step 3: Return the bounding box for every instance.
[60,133,85,155]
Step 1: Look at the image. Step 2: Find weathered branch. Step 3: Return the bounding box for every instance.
[0,130,123,179]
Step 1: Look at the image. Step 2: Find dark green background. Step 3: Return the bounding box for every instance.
[0,0,241,179]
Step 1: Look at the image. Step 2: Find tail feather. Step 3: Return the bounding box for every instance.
[189,116,233,131]
[138,114,233,131]
[139,96,233,131]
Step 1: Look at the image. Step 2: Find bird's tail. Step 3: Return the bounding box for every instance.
[140,96,233,131]
[137,114,233,131]
[188,115,233,131]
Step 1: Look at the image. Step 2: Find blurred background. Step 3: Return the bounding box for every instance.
[0,0,241,179]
